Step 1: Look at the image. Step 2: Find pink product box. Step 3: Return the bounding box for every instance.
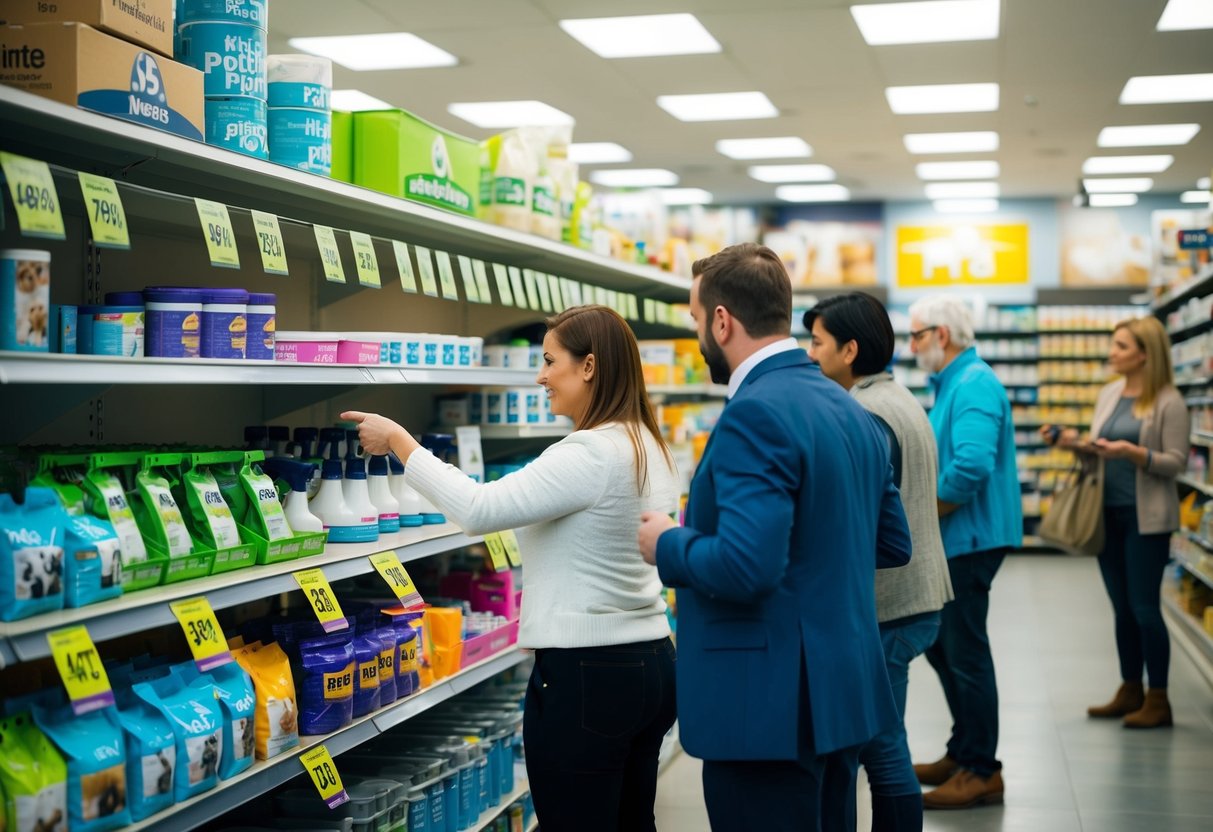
[472,570,519,620]
[275,339,382,365]
[460,619,520,669]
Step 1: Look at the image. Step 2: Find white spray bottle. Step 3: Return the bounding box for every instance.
[387,453,425,527]
[367,455,401,534]
[341,457,381,542]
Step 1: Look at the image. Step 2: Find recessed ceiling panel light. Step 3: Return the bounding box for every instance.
[904,131,999,154]
[330,90,393,111]
[288,33,457,71]
[656,91,778,122]
[1088,194,1139,207]
[748,164,836,183]
[933,198,1000,213]
[916,160,1000,180]
[924,181,1000,199]
[1083,155,1174,174]
[559,13,721,58]
[1097,124,1200,147]
[1197,177,1211,189]
[1181,190,1211,203]
[1082,178,1154,193]
[886,83,999,114]
[1157,0,1213,31]
[447,100,575,128]
[716,137,812,159]
[657,188,714,205]
[775,184,851,202]
[568,142,633,164]
[851,0,999,45]
[590,169,679,188]
[1120,74,1213,104]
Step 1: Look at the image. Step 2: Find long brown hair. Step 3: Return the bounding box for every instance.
[546,305,673,494]
[1114,316,1175,418]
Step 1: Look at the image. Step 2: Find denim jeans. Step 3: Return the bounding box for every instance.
[860,612,942,796]
[925,548,1006,778]
[1098,506,1172,689]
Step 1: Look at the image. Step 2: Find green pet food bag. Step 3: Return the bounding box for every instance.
[184,467,241,550]
[240,454,293,542]
[134,467,193,558]
[0,713,68,832]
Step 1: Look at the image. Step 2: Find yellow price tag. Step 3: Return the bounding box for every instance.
[491,263,513,306]
[434,249,460,300]
[349,231,381,288]
[456,254,482,303]
[47,626,114,714]
[482,533,510,572]
[392,240,418,293]
[499,529,523,567]
[1,151,65,240]
[300,745,350,809]
[414,245,440,297]
[170,597,233,671]
[194,198,240,268]
[369,552,425,608]
[294,568,349,632]
[313,225,345,283]
[77,173,129,249]
[251,210,288,275]
[508,267,528,310]
[471,259,493,303]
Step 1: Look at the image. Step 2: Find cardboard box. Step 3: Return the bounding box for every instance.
[354,109,479,216]
[1,0,174,57]
[0,22,204,141]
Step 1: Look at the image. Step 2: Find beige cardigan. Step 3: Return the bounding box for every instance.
[1088,379,1191,534]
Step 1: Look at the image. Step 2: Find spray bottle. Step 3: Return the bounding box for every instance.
[267,426,291,457]
[367,455,401,534]
[387,453,425,528]
[293,427,322,497]
[262,457,324,533]
[341,457,381,542]
[310,458,372,543]
[416,435,452,524]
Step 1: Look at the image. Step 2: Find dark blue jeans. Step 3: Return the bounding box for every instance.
[1098,506,1172,689]
[925,549,1006,778]
[860,612,942,796]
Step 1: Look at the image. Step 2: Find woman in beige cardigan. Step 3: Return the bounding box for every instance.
[1042,315,1190,729]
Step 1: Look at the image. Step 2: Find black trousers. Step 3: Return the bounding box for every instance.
[523,637,677,832]
[1099,506,1172,688]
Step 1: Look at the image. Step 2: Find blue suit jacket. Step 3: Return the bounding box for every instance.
[656,349,912,760]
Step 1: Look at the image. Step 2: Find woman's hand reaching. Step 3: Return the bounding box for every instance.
[340,411,420,459]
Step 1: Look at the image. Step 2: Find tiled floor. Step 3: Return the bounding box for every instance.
[654,556,1213,831]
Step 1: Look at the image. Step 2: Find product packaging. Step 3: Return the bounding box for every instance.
[170,662,255,780]
[0,249,51,352]
[233,641,300,760]
[32,701,131,832]
[0,713,68,832]
[239,452,294,542]
[112,684,176,821]
[12,0,175,56]
[0,487,66,621]
[133,674,223,802]
[62,513,124,608]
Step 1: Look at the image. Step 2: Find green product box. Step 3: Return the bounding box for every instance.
[331,110,354,183]
[354,108,480,216]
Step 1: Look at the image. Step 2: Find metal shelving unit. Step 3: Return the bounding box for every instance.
[470,781,532,832]
[1151,263,1213,317]
[647,383,728,398]
[1178,475,1213,498]
[480,424,573,439]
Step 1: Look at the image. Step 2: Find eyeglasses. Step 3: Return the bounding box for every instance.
[909,325,938,341]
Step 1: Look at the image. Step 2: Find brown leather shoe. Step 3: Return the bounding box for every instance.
[1123,688,1172,729]
[1087,681,1144,718]
[923,769,1005,810]
[913,753,959,786]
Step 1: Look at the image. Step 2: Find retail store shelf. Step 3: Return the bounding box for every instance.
[1038,355,1112,361]
[125,648,526,832]
[1168,317,1213,343]
[470,781,531,832]
[0,87,690,302]
[403,368,540,386]
[1036,329,1117,336]
[1180,531,1213,555]
[1161,584,1213,691]
[0,524,477,667]
[526,817,540,832]
[1192,432,1213,449]
[973,330,1038,338]
[1175,551,1213,591]
[1152,264,1213,317]
[1177,377,1213,388]
[647,383,729,397]
[480,424,573,439]
[1178,475,1213,498]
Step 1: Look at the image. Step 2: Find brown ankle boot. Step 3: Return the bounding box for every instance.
[913,753,959,786]
[1087,681,1144,718]
[1123,688,1172,729]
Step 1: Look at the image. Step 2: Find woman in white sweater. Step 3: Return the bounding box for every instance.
[343,305,680,832]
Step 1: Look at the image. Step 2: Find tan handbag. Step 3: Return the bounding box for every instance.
[1039,455,1105,555]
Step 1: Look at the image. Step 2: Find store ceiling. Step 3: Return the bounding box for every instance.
[267,0,1213,205]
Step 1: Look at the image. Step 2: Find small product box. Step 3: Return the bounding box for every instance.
[274,331,382,365]
[4,0,174,57]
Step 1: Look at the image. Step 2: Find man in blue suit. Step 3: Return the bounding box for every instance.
[639,243,912,831]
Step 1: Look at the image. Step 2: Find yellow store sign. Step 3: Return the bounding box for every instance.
[896,224,1029,287]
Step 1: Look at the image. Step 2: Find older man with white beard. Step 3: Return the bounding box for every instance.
[906,295,1022,812]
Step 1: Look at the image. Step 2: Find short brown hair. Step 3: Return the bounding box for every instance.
[695,243,792,339]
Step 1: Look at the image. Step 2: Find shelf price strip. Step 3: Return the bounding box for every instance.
[300,745,350,808]
[47,625,114,714]
[170,596,234,671]
[0,151,66,239]
[194,198,240,268]
[294,568,349,632]
[393,240,419,293]
[350,231,381,288]
[314,225,346,283]
[77,172,130,249]
[369,551,425,609]
[251,210,288,275]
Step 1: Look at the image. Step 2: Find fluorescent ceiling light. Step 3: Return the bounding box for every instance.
[1198,177,1211,189]
[1082,178,1153,193]
[716,137,812,159]
[559,13,720,58]
[886,83,999,114]
[775,184,851,202]
[748,164,836,183]
[590,168,679,188]
[904,131,999,154]
[924,181,1000,199]
[657,188,714,205]
[1083,155,1174,175]
[916,160,1000,180]
[1120,74,1213,104]
[1088,194,1139,207]
[330,90,393,111]
[447,100,574,128]
[933,199,1000,214]
[288,33,456,71]
[1097,124,1200,147]
[851,0,999,45]
[1181,190,1211,203]
[568,142,633,164]
[657,91,778,122]
[1157,0,1213,30]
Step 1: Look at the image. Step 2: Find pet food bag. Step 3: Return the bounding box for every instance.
[0,487,66,621]
[233,642,299,760]
[134,467,194,558]
[82,457,149,565]
[133,674,223,801]
[0,713,67,832]
[113,685,176,821]
[62,514,123,608]
[240,454,294,542]
[170,661,256,779]
[32,702,131,832]
[183,466,242,550]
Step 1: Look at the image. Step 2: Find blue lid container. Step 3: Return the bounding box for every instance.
[144,287,202,359]
[200,287,249,359]
[246,291,276,361]
[104,291,145,306]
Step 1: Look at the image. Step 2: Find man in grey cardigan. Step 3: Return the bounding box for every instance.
[806,294,953,832]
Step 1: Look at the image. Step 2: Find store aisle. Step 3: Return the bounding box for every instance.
[655,555,1213,831]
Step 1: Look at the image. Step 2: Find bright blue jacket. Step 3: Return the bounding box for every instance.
[928,347,1023,557]
[656,350,912,760]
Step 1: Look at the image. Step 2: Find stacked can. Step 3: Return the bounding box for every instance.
[175,0,269,160]
[267,54,333,176]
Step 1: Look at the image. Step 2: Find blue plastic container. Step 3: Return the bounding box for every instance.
[78,305,144,356]
[144,287,202,358]
[269,81,329,111]
[268,107,332,175]
[200,287,248,359]
[177,21,267,99]
[246,291,276,360]
[204,96,267,159]
[175,0,267,29]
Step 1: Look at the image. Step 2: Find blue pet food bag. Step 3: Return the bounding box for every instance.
[133,674,223,801]
[170,661,256,779]
[0,487,67,620]
[63,513,123,608]
[113,685,176,821]
[32,702,131,832]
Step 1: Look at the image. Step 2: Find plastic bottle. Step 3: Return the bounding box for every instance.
[367,455,401,534]
[262,457,324,533]
[310,458,373,543]
[417,436,452,525]
[388,454,425,528]
[341,457,381,541]
[267,425,291,457]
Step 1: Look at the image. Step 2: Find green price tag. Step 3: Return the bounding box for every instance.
[547,274,565,311]
[508,267,528,310]
[414,246,440,297]
[522,269,542,311]
[392,241,418,293]
[313,225,346,283]
[491,263,514,306]
[455,253,481,302]
[250,210,288,275]
[77,173,129,249]
[643,298,656,324]
[1,152,65,240]
[349,232,381,288]
[626,294,640,320]
[471,259,494,304]
[533,270,553,311]
[194,198,240,268]
[434,249,460,300]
